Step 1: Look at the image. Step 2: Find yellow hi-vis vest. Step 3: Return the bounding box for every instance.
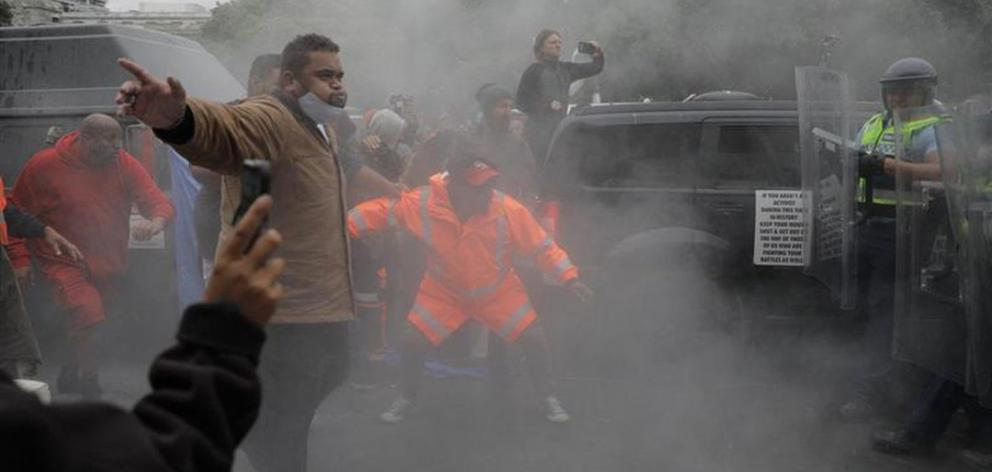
[857,113,943,206]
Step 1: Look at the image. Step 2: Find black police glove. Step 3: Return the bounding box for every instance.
[858,152,886,177]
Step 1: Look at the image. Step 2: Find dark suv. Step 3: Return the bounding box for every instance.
[542,99,877,369]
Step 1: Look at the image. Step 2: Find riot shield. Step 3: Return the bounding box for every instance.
[935,101,992,406]
[796,66,858,309]
[891,105,966,385]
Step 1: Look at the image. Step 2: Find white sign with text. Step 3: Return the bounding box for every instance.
[753,190,806,266]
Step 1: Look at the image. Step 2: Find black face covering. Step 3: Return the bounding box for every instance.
[449,182,493,222]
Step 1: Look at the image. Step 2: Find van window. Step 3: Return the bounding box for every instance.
[550,123,701,188]
[701,125,799,188]
[0,124,63,181]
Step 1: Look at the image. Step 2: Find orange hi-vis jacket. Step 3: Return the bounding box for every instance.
[348,174,579,345]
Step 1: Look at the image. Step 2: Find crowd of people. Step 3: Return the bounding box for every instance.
[0,28,604,472]
[0,24,990,472]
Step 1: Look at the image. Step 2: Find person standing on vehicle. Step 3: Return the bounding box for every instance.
[839,57,945,422]
[10,114,174,399]
[349,144,593,424]
[516,29,604,162]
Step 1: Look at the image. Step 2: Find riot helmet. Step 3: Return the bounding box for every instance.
[880,57,937,111]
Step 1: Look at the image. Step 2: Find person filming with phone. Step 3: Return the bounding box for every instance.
[515,29,604,161]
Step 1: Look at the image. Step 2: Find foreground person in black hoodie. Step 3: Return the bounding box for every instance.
[0,195,285,472]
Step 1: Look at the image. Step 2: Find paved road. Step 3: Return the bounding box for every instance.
[40,327,977,472]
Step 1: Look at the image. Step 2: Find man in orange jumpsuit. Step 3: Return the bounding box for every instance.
[348,140,592,423]
[10,114,175,398]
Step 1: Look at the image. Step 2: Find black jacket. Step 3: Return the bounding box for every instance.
[515,56,605,123]
[4,205,47,239]
[0,302,265,472]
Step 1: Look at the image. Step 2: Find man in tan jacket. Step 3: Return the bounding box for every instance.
[115,34,370,472]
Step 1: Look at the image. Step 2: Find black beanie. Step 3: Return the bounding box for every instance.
[475,83,513,112]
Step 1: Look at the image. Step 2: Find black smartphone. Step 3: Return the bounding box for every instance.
[578,41,596,54]
[231,159,271,252]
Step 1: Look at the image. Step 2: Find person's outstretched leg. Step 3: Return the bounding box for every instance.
[516,323,568,422]
[382,323,432,423]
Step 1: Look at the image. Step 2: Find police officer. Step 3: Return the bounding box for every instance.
[870,98,992,456]
[839,58,944,421]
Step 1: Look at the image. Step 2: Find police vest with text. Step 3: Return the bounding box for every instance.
[857,113,943,208]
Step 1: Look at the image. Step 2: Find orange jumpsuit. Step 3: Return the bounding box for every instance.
[348,174,578,345]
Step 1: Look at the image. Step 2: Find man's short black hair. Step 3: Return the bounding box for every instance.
[248,53,281,83]
[281,34,341,76]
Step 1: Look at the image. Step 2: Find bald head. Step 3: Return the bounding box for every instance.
[80,114,121,136]
[78,114,123,167]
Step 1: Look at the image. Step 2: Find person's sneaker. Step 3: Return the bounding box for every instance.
[56,364,79,394]
[544,395,570,423]
[78,372,102,400]
[871,428,935,456]
[380,396,413,423]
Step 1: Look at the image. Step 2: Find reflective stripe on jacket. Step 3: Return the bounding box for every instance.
[349,174,578,289]
[348,174,578,344]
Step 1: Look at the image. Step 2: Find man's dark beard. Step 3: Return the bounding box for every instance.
[451,187,492,222]
[485,116,510,135]
[328,92,348,108]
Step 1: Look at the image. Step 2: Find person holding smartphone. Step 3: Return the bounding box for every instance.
[0,196,284,472]
[515,29,604,162]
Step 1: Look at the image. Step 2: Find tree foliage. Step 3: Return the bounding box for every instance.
[0,1,13,27]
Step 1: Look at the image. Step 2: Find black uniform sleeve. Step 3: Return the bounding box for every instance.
[3,205,47,239]
[516,63,543,115]
[0,301,265,472]
[154,105,196,145]
[564,54,605,82]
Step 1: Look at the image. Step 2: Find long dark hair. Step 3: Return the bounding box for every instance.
[533,29,561,60]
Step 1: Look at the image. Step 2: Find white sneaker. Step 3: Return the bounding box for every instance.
[380,396,413,423]
[544,395,570,423]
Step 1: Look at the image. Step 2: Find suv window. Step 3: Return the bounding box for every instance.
[700,124,799,188]
[551,123,701,188]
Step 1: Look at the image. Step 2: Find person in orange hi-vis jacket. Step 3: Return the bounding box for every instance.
[348,138,592,424]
